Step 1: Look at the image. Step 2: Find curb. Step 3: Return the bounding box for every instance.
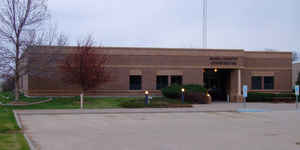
[236,109,270,112]
[1,98,52,106]
[15,109,238,116]
[13,110,36,150]
[14,107,300,116]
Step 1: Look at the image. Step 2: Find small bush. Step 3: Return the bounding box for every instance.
[183,84,207,93]
[185,92,211,104]
[161,84,182,99]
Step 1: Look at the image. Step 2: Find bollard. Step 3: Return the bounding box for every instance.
[242,85,248,109]
[181,88,185,104]
[145,90,149,105]
[80,93,83,109]
[243,97,246,109]
[297,95,299,110]
[295,85,299,110]
[227,94,230,104]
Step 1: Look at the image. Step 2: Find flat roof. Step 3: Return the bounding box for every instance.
[33,46,291,54]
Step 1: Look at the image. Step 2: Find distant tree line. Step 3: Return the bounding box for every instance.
[265,48,299,61]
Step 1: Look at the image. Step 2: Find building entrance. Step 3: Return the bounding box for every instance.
[203,69,232,101]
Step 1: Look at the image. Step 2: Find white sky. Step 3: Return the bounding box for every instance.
[48,0,299,52]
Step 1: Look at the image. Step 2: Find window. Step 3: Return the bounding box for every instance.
[129,76,142,90]
[156,76,169,90]
[171,76,182,85]
[252,76,262,89]
[264,76,274,89]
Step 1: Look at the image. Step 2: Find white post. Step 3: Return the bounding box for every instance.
[238,69,241,97]
[227,94,230,103]
[80,93,84,109]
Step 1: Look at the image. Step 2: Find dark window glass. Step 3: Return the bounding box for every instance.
[252,76,262,89]
[264,76,274,89]
[156,76,169,90]
[129,76,142,90]
[171,76,182,85]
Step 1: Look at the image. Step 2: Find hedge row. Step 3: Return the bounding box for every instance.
[120,99,193,108]
[161,84,207,99]
[120,100,168,108]
[160,84,211,104]
[247,92,295,102]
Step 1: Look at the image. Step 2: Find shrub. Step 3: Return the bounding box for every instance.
[183,84,207,93]
[161,84,182,99]
[161,84,207,99]
[185,92,211,104]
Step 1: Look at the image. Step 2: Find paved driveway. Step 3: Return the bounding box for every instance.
[19,110,300,150]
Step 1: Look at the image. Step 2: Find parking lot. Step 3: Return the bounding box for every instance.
[19,107,300,150]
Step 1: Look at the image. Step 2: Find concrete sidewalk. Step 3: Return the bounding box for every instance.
[15,103,299,115]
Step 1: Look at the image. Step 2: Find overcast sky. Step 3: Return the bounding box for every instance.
[48,0,299,51]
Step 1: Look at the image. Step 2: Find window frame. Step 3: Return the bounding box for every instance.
[156,76,169,90]
[264,76,274,90]
[171,75,183,85]
[251,76,262,90]
[129,75,142,90]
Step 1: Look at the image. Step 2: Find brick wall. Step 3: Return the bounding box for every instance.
[23,46,292,97]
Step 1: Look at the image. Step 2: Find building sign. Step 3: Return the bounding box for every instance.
[209,57,238,65]
[243,85,248,98]
[295,85,299,96]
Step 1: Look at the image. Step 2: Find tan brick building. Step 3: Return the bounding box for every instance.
[20,46,292,102]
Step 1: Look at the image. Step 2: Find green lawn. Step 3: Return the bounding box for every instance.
[0,133,30,150]
[0,96,136,150]
[0,92,45,104]
[2,94,185,110]
[0,91,185,150]
[0,107,30,150]
[4,97,137,109]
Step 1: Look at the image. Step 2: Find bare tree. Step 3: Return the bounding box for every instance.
[265,48,298,62]
[0,0,67,101]
[59,36,110,109]
[292,51,299,62]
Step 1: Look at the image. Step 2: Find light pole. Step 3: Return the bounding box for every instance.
[202,0,207,48]
[214,68,218,72]
[295,85,299,110]
[181,88,185,104]
[145,90,149,105]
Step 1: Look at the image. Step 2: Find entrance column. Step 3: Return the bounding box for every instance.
[237,69,242,100]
